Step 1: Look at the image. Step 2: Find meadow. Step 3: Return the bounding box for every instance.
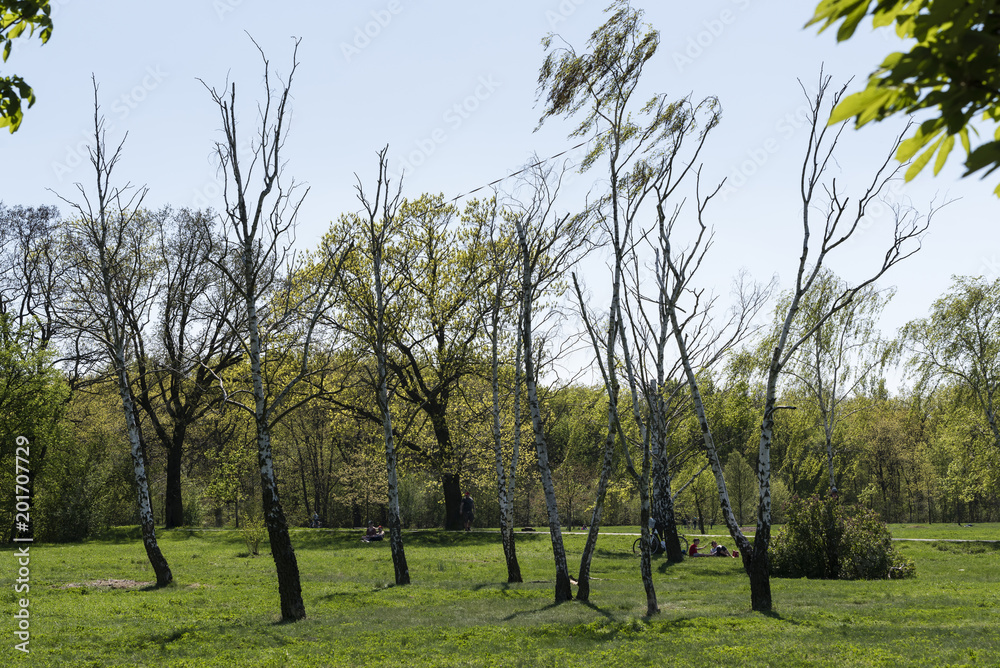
[3,524,998,667]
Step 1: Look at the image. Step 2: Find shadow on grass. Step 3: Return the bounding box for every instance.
[501,600,565,622]
[316,591,362,603]
[578,599,615,621]
[500,594,617,623]
[594,548,636,561]
[756,609,804,625]
[932,541,1000,554]
[656,558,684,575]
[142,624,202,648]
[473,581,515,592]
[138,583,170,592]
[405,530,544,548]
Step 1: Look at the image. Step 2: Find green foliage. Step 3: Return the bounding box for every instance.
[0,315,67,540]
[32,390,138,541]
[723,452,757,525]
[0,0,52,131]
[537,0,719,174]
[904,276,1000,455]
[809,0,1000,194]
[239,511,266,556]
[771,495,915,579]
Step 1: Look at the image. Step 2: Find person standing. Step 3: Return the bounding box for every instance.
[461,492,475,531]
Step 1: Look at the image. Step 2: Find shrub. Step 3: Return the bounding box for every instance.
[240,512,267,556]
[770,495,915,580]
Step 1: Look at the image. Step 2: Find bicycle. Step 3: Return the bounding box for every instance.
[632,532,689,556]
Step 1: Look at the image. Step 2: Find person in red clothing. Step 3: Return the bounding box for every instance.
[688,538,707,557]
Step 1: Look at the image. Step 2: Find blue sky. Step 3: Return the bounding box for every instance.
[2,1,997,387]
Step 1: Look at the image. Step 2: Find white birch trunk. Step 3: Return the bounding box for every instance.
[519,243,573,603]
[99,239,173,588]
[246,286,306,620]
[490,303,522,583]
[113,353,173,587]
[373,240,410,586]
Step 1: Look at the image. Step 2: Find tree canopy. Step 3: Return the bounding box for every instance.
[809,0,1000,194]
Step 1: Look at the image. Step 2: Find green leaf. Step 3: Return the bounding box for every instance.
[837,1,873,41]
[933,134,954,175]
[963,141,1000,176]
[904,134,945,181]
[829,86,892,125]
[806,0,867,31]
[896,119,945,161]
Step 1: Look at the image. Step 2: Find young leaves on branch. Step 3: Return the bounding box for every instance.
[809,0,1000,194]
[0,0,52,132]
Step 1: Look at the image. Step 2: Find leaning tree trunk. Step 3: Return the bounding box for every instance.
[573,272,622,602]
[529,408,574,603]
[248,294,306,621]
[115,360,172,587]
[521,284,572,603]
[491,317,522,583]
[651,466,684,563]
[747,403,777,613]
[576,398,617,602]
[495,459,522,583]
[257,427,305,620]
[379,391,410,586]
[373,243,410,586]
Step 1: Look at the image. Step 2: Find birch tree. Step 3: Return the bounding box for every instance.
[201,38,352,620]
[665,73,933,612]
[333,146,411,585]
[538,0,659,600]
[510,161,592,603]
[537,1,724,610]
[57,82,172,586]
[768,268,895,495]
[474,196,523,582]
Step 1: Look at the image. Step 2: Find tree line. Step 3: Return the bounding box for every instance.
[1,1,997,620]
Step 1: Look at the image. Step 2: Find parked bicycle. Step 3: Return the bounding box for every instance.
[632,531,689,556]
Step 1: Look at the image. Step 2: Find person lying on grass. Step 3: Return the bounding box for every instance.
[710,540,737,557]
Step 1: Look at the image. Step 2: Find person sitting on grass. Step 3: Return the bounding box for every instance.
[361,521,384,543]
[688,538,707,557]
[709,540,731,557]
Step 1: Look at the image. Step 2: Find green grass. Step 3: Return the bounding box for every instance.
[888,523,1000,542]
[3,525,999,667]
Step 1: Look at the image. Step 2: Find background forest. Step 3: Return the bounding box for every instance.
[2,0,999,566]
[2,194,997,543]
